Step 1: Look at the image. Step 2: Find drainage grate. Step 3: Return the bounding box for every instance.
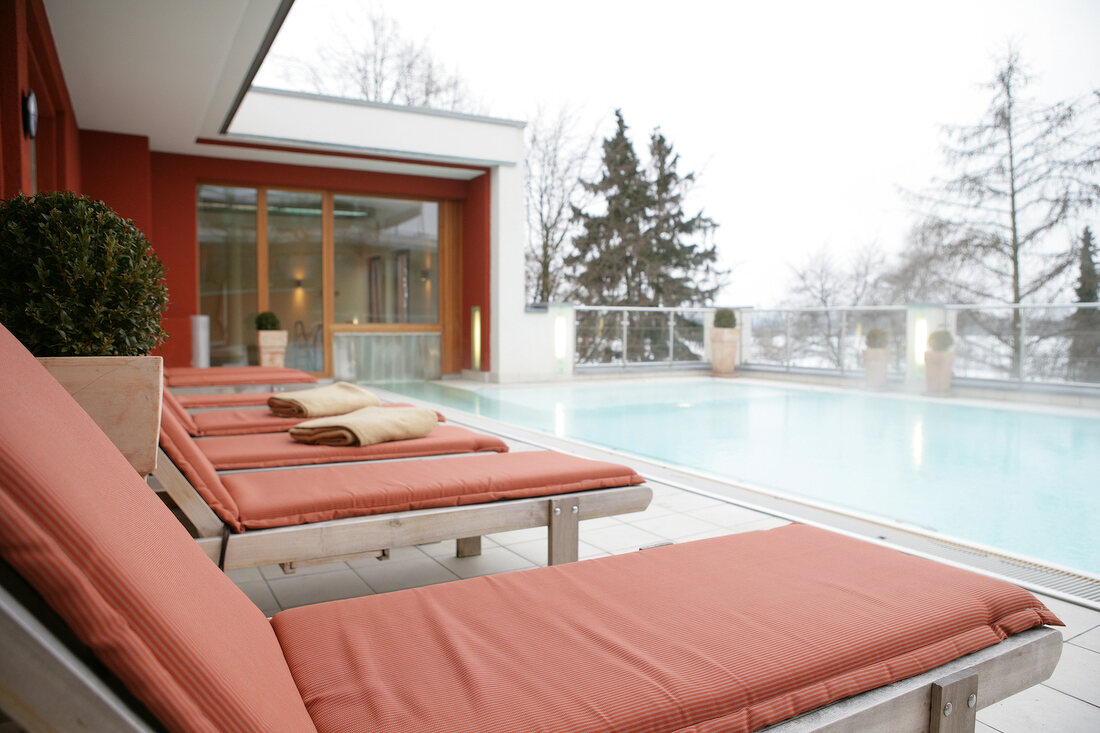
[925,536,1100,609]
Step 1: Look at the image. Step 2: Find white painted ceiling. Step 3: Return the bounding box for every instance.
[41,0,496,179]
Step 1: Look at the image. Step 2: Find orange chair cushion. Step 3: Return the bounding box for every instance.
[273,524,1060,733]
[159,405,241,527]
[188,404,444,437]
[174,391,273,408]
[0,326,316,732]
[164,365,317,387]
[196,423,504,469]
[221,450,643,530]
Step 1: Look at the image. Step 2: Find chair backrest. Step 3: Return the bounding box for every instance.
[0,325,316,732]
[160,387,200,436]
[158,403,243,530]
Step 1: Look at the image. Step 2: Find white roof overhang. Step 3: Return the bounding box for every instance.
[41,0,523,180]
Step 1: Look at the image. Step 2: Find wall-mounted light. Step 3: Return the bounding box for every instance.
[294,278,303,289]
[419,269,431,283]
[22,90,38,139]
[913,318,928,366]
[471,306,482,371]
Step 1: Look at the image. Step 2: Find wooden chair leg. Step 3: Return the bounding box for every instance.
[456,536,482,558]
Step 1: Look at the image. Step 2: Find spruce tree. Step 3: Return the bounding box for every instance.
[1070,226,1100,381]
[566,110,652,306]
[566,112,722,363]
[645,128,719,308]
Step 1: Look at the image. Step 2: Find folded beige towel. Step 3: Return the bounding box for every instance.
[289,406,439,446]
[267,382,381,418]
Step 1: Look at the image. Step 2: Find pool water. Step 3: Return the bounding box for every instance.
[388,378,1100,575]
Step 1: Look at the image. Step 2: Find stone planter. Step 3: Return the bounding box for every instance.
[862,348,890,390]
[711,327,740,376]
[924,350,955,395]
[257,329,288,368]
[38,356,163,475]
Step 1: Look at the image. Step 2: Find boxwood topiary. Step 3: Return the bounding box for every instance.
[0,191,168,356]
[713,308,737,329]
[865,328,888,349]
[927,329,955,351]
[255,310,281,330]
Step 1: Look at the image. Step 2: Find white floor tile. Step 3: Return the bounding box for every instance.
[259,560,349,580]
[978,683,1100,733]
[582,523,667,553]
[1046,644,1100,707]
[224,566,263,584]
[506,539,606,566]
[267,569,373,610]
[355,558,460,594]
[684,502,773,528]
[630,512,724,540]
[1071,625,1100,654]
[236,580,280,617]
[436,546,536,579]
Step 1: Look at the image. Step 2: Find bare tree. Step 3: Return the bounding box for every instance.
[783,244,890,367]
[908,47,1100,375]
[524,107,594,304]
[786,244,888,309]
[267,7,480,113]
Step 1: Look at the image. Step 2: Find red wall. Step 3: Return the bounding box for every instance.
[0,0,81,197]
[149,152,491,369]
[462,172,492,371]
[80,130,153,237]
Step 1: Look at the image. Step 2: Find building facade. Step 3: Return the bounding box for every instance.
[2,0,555,382]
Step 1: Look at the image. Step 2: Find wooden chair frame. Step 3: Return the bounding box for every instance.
[152,448,653,571]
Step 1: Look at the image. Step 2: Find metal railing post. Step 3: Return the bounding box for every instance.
[621,312,629,368]
[1018,307,1027,382]
[668,312,675,366]
[839,311,848,373]
[784,312,792,371]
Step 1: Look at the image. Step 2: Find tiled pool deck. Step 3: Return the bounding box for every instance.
[224,400,1100,733]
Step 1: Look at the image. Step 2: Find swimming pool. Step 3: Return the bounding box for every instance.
[388,378,1100,576]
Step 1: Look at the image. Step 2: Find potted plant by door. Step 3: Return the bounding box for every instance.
[925,329,956,395]
[710,308,740,377]
[862,328,890,389]
[255,311,288,368]
[0,191,168,474]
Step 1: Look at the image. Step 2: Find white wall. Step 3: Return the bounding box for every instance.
[485,134,578,383]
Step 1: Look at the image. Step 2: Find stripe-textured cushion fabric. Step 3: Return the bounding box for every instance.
[0,326,317,732]
[273,524,1060,733]
[174,391,274,408]
[164,365,317,387]
[221,450,644,529]
[195,423,503,470]
[159,405,242,527]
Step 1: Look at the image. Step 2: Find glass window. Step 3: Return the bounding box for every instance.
[333,195,439,325]
[198,186,257,365]
[267,190,324,372]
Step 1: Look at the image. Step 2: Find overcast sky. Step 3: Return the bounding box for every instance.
[256,0,1100,307]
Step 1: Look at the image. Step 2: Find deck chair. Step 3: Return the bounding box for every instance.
[0,324,1063,731]
[164,365,317,391]
[162,387,444,438]
[173,390,281,408]
[160,401,502,471]
[156,389,649,570]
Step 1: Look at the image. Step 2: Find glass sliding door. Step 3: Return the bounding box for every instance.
[267,190,324,372]
[333,195,439,325]
[197,185,257,365]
